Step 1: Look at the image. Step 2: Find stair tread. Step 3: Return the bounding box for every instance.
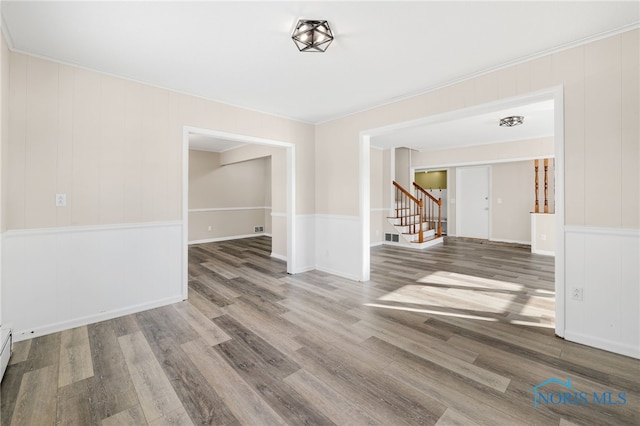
[411,236,443,244]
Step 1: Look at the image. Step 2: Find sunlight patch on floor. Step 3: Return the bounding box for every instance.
[371,270,555,328]
[377,283,516,314]
[416,271,525,291]
[364,302,499,322]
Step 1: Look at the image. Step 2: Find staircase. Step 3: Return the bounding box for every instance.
[386,181,444,249]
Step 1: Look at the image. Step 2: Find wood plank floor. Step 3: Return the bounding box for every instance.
[2,236,639,425]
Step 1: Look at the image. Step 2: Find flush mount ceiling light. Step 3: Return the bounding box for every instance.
[291,19,334,52]
[499,116,525,127]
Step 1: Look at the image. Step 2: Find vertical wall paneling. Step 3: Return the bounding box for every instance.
[25,57,58,228]
[620,30,640,229]
[72,68,101,225]
[8,52,26,229]
[473,72,498,105]
[99,75,126,224]
[529,55,554,91]
[584,37,622,227]
[496,66,518,99]
[122,81,144,223]
[552,45,585,226]
[515,62,531,94]
[56,65,74,227]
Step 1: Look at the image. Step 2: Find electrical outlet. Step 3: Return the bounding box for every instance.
[571,287,583,301]
[55,193,66,207]
[207,225,212,231]
[541,234,547,241]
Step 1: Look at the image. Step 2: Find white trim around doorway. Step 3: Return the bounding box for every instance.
[359,85,565,338]
[182,126,296,300]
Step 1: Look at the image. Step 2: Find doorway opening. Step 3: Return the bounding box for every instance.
[360,86,565,337]
[181,127,296,300]
[456,166,490,239]
[414,169,448,235]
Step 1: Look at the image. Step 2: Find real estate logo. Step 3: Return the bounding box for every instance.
[530,378,627,408]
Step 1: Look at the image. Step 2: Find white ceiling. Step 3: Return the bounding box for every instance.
[371,99,555,151]
[2,1,638,151]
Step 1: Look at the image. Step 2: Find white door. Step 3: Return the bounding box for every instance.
[456,166,490,239]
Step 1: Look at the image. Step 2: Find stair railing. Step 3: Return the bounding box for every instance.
[392,181,424,243]
[413,182,443,237]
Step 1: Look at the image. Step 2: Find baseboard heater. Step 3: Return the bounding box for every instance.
[1,327,13,382]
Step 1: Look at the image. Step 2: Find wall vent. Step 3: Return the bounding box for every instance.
[254,226,264,233]
[385,233,400,242]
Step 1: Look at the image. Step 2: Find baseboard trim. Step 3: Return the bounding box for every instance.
[291,265,315,274]
[270,252,287,262]
[11,295,184,343]
[564,330,640,360]
[532,248,555,256]
[489,237,531,245]
[315,266,360,282]
[189,233,266,245]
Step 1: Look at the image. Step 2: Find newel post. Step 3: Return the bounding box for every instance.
[437,198,442,237]
[534,159,540,213]
[418,199,424,243]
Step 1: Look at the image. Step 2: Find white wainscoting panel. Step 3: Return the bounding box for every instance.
[293,214,316,273]
[315,215,362,281]
[270,213,287,263]
[268,213,316,273]
[2,222,183,341]
[564,226,639,359]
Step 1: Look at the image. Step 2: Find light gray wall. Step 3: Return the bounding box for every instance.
[188,149,271,242]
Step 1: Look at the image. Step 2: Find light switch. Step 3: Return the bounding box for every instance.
[497,198,502,204]
[55,193,66,207]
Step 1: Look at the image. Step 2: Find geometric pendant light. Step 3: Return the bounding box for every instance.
[499,116,524,127]
[291,19,334,52]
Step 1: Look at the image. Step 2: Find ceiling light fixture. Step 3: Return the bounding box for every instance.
[291,19,334,52]
[499,116,524,127]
